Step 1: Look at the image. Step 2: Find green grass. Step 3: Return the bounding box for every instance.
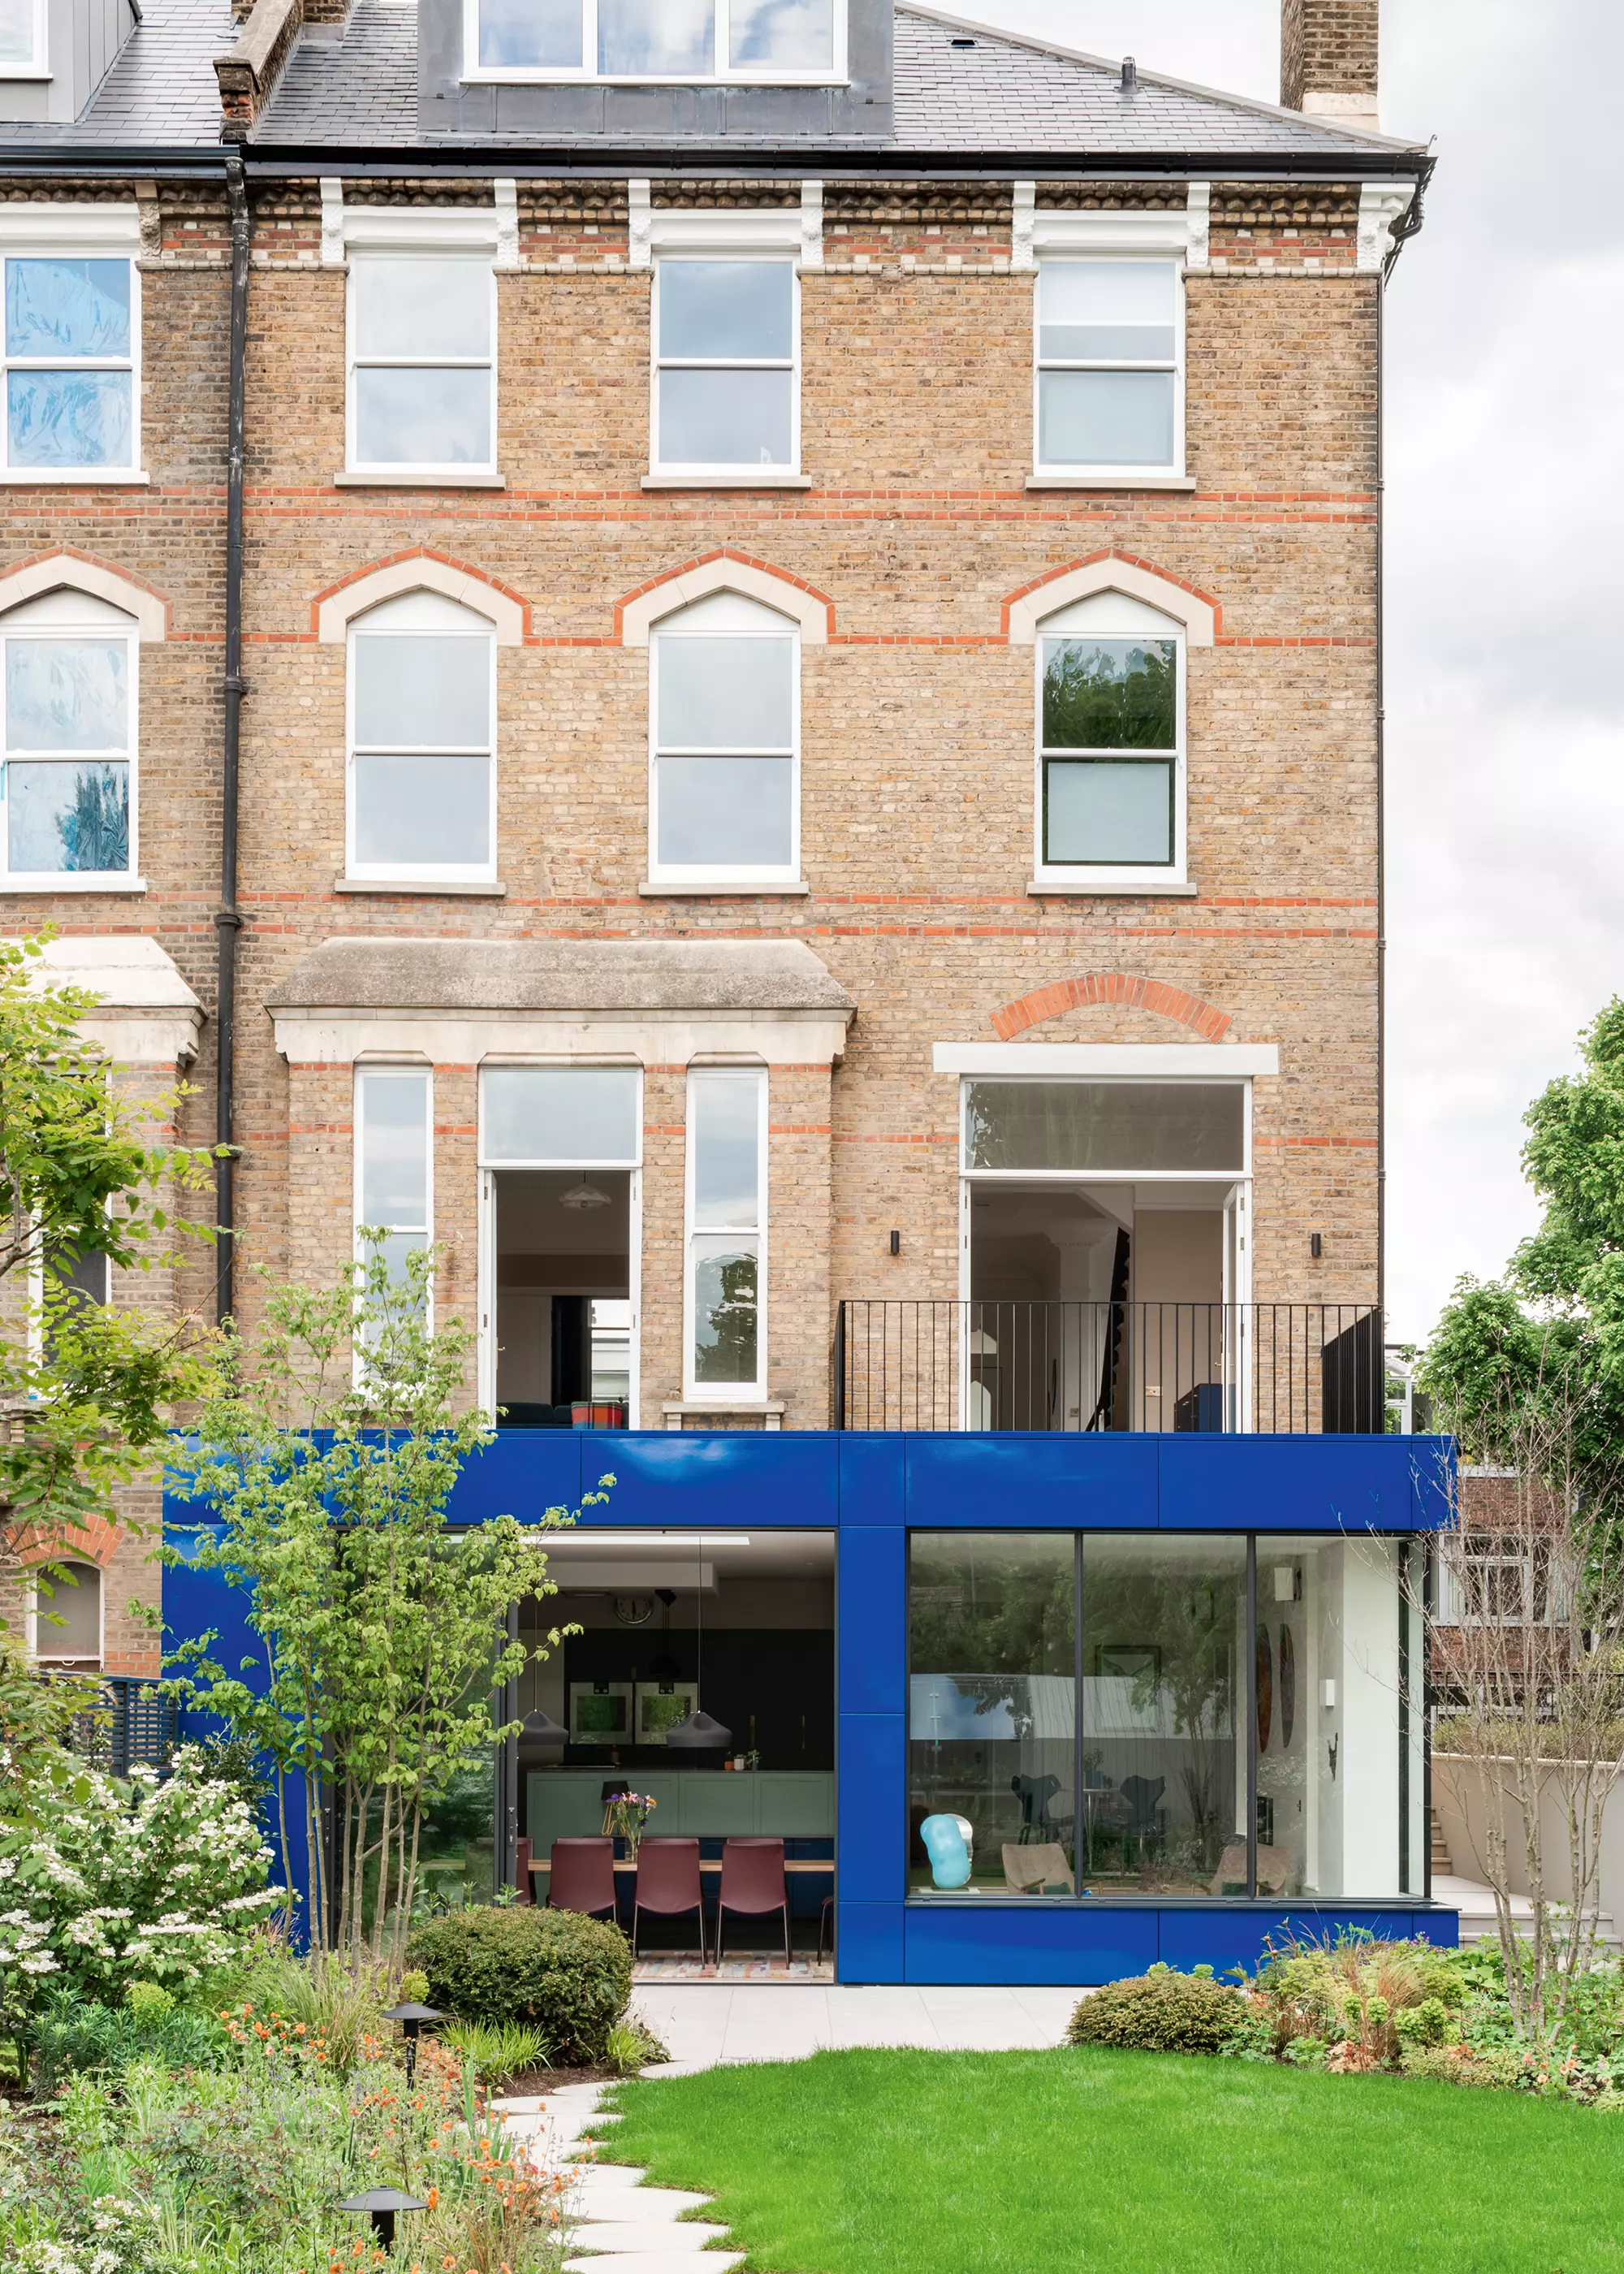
[600,2047,1624,2274]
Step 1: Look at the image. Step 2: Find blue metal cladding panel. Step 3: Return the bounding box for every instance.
[564,1430,838,1529]
[1158,1434,1450,1535]
[443,1433,584,1525]
[838,1527,906,1717]
[838,1713,905,1904]
[837,1432,905,1525]
[905,1904,1157,1987]
[905,1432,1160,1528]
[836,1900,905,1984]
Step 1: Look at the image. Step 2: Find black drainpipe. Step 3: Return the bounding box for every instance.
[216,151,249,1327]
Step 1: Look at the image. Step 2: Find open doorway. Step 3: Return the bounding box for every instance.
[492,1170,632,1425]
[965,1180,1240,1430]
[512,1528,836,1974]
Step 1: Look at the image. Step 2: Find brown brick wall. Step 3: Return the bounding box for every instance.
[1281,0,1380,106]
[0,177,1381,1440]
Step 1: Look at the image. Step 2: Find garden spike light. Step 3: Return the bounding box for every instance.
[381,1998,443,2088]
[338,2186,428,2254]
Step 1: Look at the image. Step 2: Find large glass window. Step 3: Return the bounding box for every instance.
[909,1533,1077,1898]
[355,1066,432,1296]
[347,591,495,879]
[3,256,135,473]
[1034,589,1184,879]
[479,1066,641,1167]
[348,257,495,473]
[1035,259,1181,476]
[471,0,837,78]
[0,0,44,70]
[650,591,798,883]
[0,588,136,883]
[908,1530,1411,1903]
[654,261,797,473]
[685,1066,766,1395]
[963,1082,1246,1176]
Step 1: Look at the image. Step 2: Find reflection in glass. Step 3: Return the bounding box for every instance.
[355,367,490,465]
[481,1066,640,1166]
[693,1244,758,1381]
[6,259,130,357]
[353,260,490,360]
[1046,758,1173,865]
[1043,638,1174,750]
[7,370,132,469]
[478,0,582,67]
[909,1533,1075,1897]
[963,1081,1245,1174]
[660,262,793,360]
[730,0,832,66]
[353,633,490,750]
[1039,371,1174,469]
[657,755,793,867]
[691,1072,760,1226]
[659,368,792,466]
[659,635,793,750]
[359,1071,429,1227]
[1039,262,1176,363]
[1081,1534,1245,1896]
[352,753,491,868]
[0,0,34,62]
[6,639,127,750]
[6,761,127,873]
[599,0,712,73]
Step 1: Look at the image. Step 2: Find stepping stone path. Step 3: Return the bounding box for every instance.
[491,2079,745,2274]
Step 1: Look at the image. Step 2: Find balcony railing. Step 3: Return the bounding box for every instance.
[833,1301,1385,1435]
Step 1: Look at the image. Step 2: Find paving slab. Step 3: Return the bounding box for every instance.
[564,2258,744,2274]
[572,2186,715,2220]
[560,2224,732,2254]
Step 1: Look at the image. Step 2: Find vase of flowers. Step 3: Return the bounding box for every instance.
[604,1789,657,1857]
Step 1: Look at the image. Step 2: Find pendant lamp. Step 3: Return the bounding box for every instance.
[520,1705,568,1743]
[663,1540,731,1750]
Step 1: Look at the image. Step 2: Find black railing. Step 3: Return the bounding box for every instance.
[834,1301,1384,1435]
[45,1673,179,1778]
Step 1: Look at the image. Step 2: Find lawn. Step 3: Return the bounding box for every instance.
[600,2047,1624,2274]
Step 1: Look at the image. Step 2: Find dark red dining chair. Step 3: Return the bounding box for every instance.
[718,1837,789,1965]
[633,1836,706,1962]
[548,1836,616,1921]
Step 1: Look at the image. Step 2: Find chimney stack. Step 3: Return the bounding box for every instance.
[1281,0,1380,135]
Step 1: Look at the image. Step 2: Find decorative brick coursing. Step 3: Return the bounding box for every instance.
[991,975,1233,1042]
[1281,0,1379,106]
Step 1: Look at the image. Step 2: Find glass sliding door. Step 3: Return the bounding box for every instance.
[908,1532,1076,1896]
[1080,1534,1246,1897]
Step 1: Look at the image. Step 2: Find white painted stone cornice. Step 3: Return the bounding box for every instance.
[274,1010,850,1069]
[624,182,823,270]
[1357,182,1417,273]
[933,1043,1278,1076]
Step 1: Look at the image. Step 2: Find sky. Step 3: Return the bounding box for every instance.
[961,0,1624,1346]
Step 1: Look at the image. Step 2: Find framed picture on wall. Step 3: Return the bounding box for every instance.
[634,1682,698,1744]
[569,1682,632,1744]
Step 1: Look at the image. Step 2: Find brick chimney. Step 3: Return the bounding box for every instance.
[1281,0,1380,134]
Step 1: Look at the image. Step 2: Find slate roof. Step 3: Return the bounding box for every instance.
[0,0,1425,162]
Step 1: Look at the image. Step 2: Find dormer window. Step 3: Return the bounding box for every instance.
[0,0,45,75]
[469,0,840,80]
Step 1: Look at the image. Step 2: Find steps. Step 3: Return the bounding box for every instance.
[1429,1807,1453,1877]
[1433,1874,1622,1955]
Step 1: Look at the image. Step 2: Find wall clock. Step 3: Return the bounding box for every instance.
[614,1594,654,1627]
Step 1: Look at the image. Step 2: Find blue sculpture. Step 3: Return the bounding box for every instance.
[919,1813,972,1889]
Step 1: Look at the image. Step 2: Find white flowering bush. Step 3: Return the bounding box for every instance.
[0,1746,285,2019]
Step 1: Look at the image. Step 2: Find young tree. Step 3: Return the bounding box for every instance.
[0,934,217,1799]
[172,1243,603,1964]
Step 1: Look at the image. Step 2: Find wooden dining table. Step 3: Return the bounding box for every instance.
[529,1856,833,1879]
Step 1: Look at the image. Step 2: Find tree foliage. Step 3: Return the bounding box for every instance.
[169,1243,603,1962]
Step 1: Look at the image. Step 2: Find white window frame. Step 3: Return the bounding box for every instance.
[0,214,143,483]
[684,1065,768,1402]
[462,0,847,84]
[344,249,499,482]
[647,594,801,892]
[1031,594,1187,892]
[650,254,801,481]
[352,1062,434,1328]
[1032,254,1186,485]
[32,1558,104,1668]
[476,1061,644,1426]
[0,0,49,79]
[0,597,140,889]
[343,596,498,885]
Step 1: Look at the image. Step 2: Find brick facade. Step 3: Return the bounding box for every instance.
[1281,0,1380,109]
[0,154,1393,1591]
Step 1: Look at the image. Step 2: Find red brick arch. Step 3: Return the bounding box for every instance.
[991,974,1233,1042]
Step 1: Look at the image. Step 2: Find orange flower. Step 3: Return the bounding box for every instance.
[425,2189,439,2211]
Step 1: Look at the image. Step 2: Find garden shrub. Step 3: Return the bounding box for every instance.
[1401,2043,1522,2089]
[1067,1964,1242,2056]
[407,1905,632,2064]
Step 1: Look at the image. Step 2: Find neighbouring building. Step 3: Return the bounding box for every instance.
[0,0,1455,1980]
